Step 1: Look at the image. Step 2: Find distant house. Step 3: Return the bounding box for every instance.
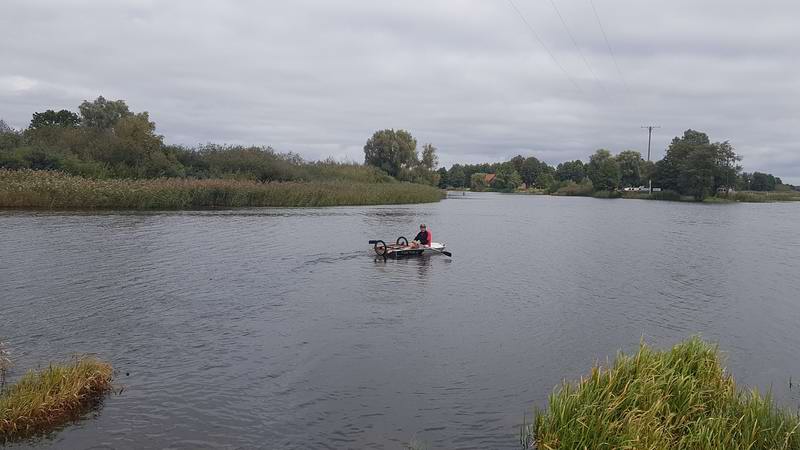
[484,173,496,185]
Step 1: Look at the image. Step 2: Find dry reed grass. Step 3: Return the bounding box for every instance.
[0,169,444,209]
[0,356,113,442]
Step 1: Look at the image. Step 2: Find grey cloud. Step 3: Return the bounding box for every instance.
[1,0,798,182]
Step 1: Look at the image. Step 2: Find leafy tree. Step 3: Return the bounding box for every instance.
[587,149,620,191]
[79,96,132,129]
[750,172,777,191]
[0,119,13,133]
[436,167,448,188]
[639,160,656,185]
[555,160,586,183]
[510,155,525,175]
[363,129,417,178]
[420,143,438,170]
[447,164,466,188]
[679,145,717,200]
[655,130,741,199]
[616,150,643,187]
[538,172,556,191]
[0,120,21,151]
[518,156,546,187]
[110,113,165,172]
[493,163,522,191]
[655,130,710,193]
[471,173,488,191]
[29,109,80,129]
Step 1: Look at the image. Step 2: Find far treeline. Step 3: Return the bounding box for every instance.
[436,130,796,201]
[0,98,444,208]
[1,97,796,207]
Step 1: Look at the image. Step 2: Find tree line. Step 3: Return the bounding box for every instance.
[0,98,438,185]
[435,129,792,200]
[1,101,791,199]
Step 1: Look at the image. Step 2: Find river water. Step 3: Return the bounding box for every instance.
[2,192,800,449]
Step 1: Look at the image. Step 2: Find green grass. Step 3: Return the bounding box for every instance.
[720,190,800,203]
[525,337,800,450]
[0,169,444,209]
[0,357,113,441]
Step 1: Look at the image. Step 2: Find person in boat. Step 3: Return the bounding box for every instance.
[411,224,431,248]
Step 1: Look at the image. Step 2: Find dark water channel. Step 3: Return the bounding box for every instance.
[2,193,800,449]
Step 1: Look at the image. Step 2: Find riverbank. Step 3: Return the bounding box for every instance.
[524,337,800,449]
[0,170,444,209]
[494,188,800,203]
[0,356,113,442]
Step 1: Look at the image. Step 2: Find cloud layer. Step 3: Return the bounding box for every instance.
[2,0,798,181]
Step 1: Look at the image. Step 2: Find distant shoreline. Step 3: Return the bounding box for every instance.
[450,189,800,203]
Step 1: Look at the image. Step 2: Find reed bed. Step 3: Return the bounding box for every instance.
[525,337,800,450]
[720,190,800,203]
[0,169,444,209]
[0,357,113,441]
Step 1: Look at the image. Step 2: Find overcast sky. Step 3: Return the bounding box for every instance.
[2,1,799,181]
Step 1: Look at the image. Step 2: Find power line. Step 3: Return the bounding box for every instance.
[546,0,605,92]
[507,0,583,93]
[588,0,628,91]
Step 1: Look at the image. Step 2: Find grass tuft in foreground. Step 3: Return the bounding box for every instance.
[525,337,800,450]
[0,357,113,441]
[0,169,444,209]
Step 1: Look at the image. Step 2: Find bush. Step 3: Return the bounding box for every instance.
[592,190,622,199]
[553,179,594,196]
[525,337,800,450]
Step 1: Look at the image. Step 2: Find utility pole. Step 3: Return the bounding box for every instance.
[641,125,660,193]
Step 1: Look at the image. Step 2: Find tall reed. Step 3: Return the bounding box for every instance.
[720,190,800,203]
[0,341,11,394]
[0,356,113,441]
[0,169,444,209]
[526,337,800,450]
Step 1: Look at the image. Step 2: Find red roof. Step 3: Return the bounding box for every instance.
[484,173,496,184]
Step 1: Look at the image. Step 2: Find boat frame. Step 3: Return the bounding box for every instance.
[370,237,446,259]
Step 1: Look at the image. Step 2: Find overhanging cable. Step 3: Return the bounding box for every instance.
[508,0,583,93]
[547,0,605,92]
[588,0,628,91]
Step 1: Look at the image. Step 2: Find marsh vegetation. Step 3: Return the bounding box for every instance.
[0,354,113,442]
[524,338,800,450]
[0,169,443,209]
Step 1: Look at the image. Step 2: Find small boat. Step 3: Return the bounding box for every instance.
[369,237,450,259]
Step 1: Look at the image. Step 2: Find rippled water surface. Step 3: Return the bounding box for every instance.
[2,193,800,449]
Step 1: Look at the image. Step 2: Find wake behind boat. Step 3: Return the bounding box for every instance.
[369,237,451,259]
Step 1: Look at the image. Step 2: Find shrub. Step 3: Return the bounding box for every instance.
[553,179,594,196]
[592,190,622,199]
